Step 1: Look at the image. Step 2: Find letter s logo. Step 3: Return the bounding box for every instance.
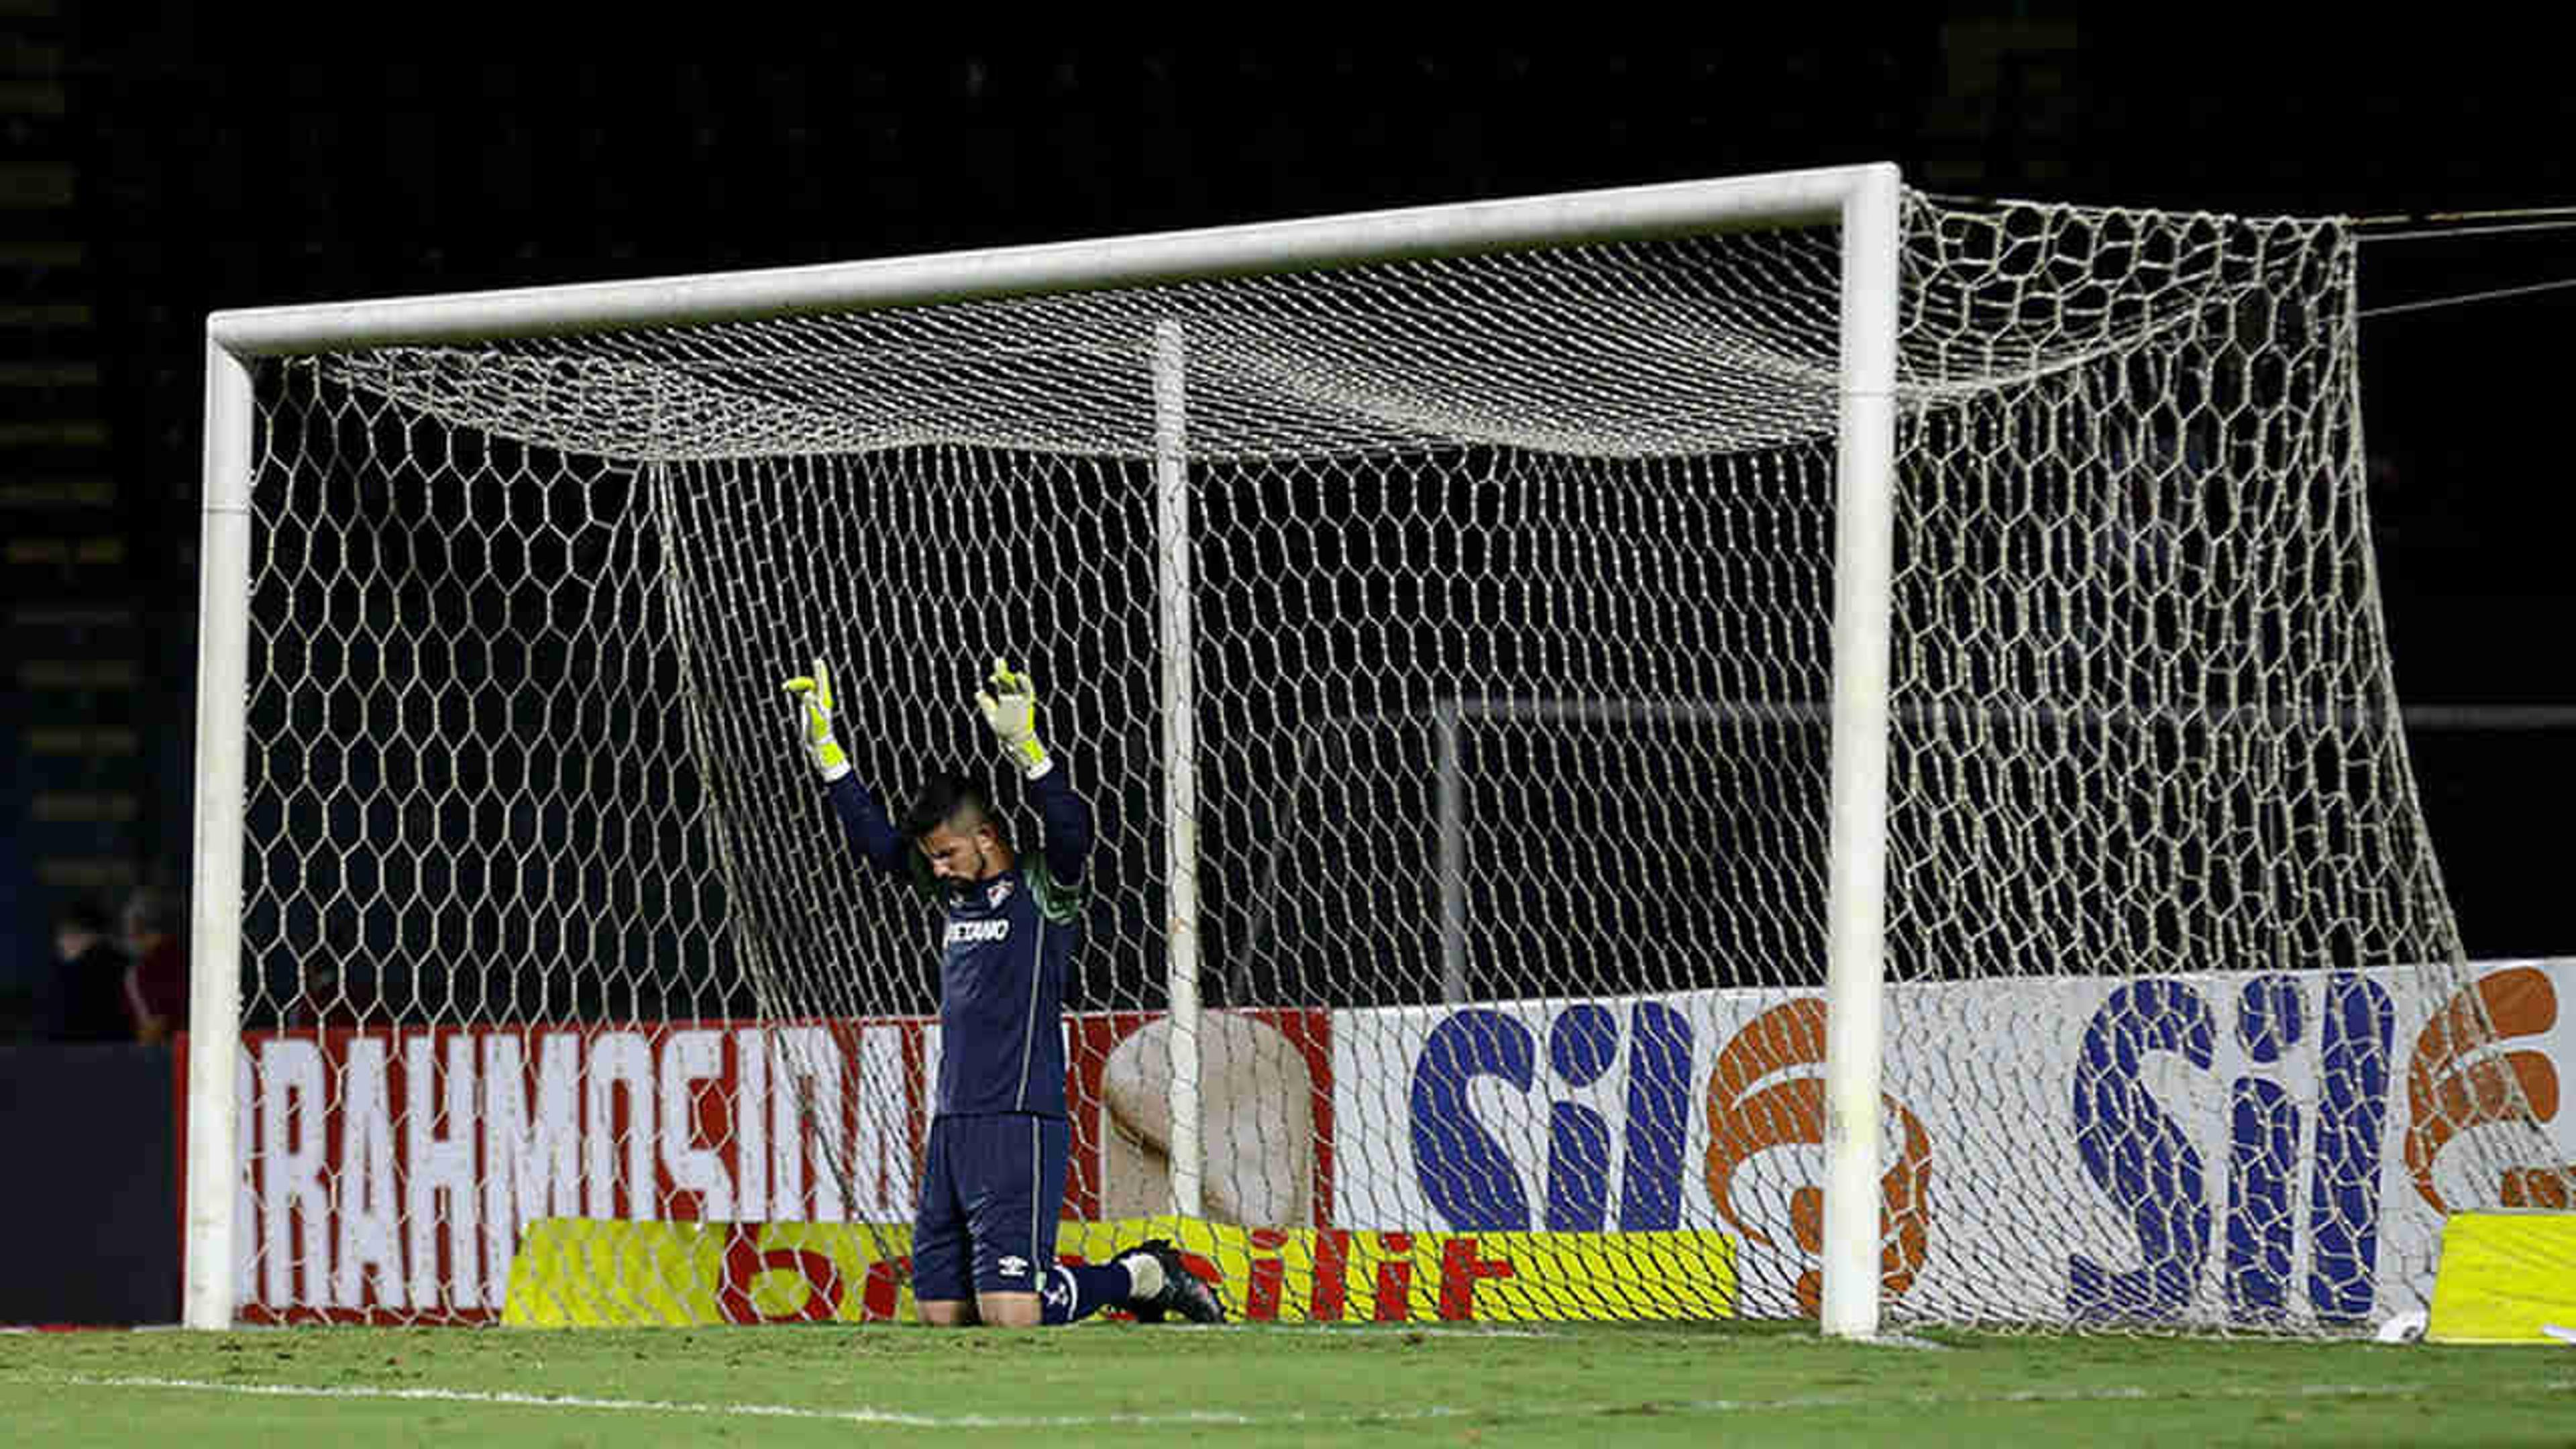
[2068,979,2213,1321]
[2407,967,2572,1212]
[1410,1011,1535,1231]
[1702,999,1931,1316]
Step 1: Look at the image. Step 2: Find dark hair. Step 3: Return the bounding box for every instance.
[55,900,111,936]
[900,771,1000,843]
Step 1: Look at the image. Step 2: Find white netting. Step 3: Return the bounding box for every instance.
[217,188,2571,1330]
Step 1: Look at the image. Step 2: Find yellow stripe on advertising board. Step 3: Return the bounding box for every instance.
[2426,1211,2576,1344]
[502,1218,1737,1328]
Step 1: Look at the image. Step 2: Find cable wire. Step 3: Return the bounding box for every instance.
[2359,274,2576,319]
[2354,203,2576,230]
[2358,217,2576,244]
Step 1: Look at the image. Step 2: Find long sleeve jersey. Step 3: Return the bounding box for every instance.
[825,766,1091,1119]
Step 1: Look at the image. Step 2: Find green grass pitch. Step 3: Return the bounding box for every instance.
[3,1320,2570,1447]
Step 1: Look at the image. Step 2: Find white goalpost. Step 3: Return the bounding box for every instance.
[186,163,2561,1338]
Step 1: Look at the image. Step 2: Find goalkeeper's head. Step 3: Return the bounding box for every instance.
[902,771,1012,887]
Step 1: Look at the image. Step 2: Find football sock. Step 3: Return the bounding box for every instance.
[1039,1260,1134,1326]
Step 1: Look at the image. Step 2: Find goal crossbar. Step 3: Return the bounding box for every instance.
[204,165,1888,355]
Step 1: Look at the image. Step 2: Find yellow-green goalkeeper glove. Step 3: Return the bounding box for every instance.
[975,657,1053,778]
[780,657,852,782]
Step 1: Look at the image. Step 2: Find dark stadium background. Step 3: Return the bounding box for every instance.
[5,7,2573,1024]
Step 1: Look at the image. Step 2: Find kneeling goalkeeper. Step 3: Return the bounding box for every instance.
[783,655,1223,1328]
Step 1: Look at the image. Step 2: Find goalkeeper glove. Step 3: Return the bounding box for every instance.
[780,657,852,782]
[975,657,1053,778]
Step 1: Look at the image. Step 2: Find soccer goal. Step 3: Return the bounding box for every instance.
[187,163,2567,1336]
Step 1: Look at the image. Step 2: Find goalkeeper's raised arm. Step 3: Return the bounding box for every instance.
[780,657,910,878]
[974,657,1093,892]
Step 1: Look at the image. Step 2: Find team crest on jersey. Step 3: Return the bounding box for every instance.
[987,877,1014,908]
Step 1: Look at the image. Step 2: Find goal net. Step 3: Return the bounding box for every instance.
[194,170,2570,1333]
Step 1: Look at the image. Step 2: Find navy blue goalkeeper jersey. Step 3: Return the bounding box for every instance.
[825,766,1090,1119]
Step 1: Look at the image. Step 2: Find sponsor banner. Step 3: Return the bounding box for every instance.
[1330,960,2576,1326]
[178,957,2575,1328]
[203,1020,931,1324]
[182,1008,1332,1324]
[2426,1212,2576,1344]
[501,1216,1735,1326]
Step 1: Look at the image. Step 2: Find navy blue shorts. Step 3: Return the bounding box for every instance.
[912,1113,1071,1301]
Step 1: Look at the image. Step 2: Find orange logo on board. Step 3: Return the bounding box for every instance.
[2406,967,2572,1212]
[1701,998,1931,1316]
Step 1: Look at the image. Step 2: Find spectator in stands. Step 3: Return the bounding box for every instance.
[120,885,186,1045]
[39,900,131,1043]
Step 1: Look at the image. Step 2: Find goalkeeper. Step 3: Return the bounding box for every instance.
[782,655,1224,1328]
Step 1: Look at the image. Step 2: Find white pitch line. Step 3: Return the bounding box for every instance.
[15,1372,2576,1433]
[26,1376,1292,1430]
